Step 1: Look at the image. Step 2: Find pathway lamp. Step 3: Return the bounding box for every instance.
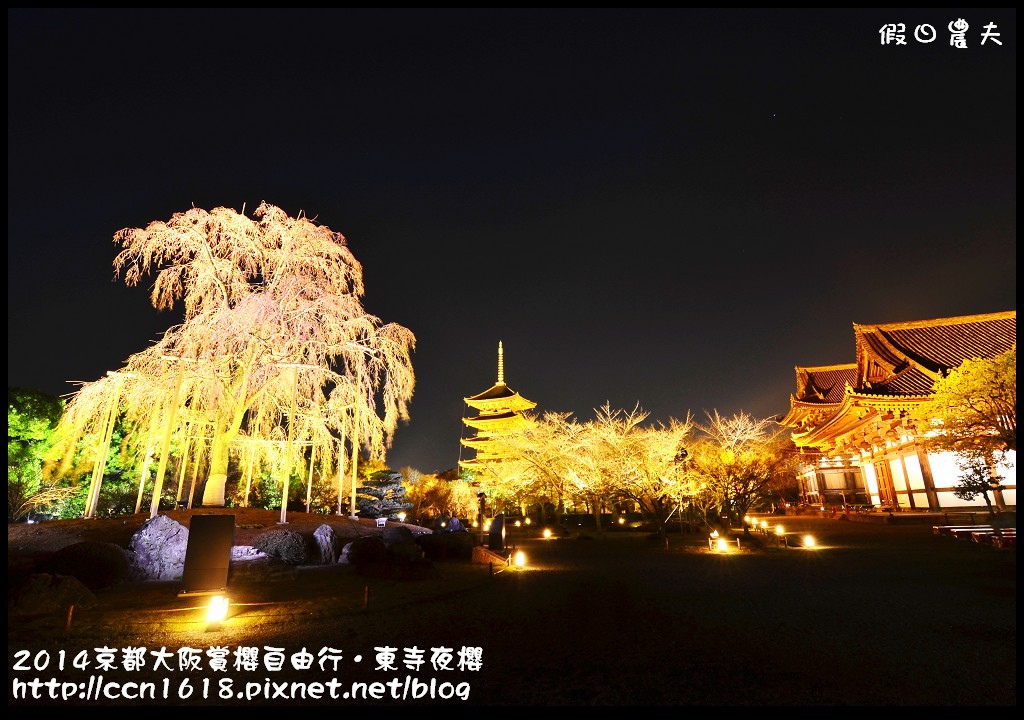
[206,595,229,629]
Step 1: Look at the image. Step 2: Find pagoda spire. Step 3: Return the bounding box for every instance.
[497,341,505,385]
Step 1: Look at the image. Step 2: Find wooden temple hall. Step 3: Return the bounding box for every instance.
[778,310,1016,512]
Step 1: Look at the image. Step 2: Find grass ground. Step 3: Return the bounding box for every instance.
[7,511,1017,707]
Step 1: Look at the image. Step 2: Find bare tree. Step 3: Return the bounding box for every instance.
[588,402,694,541]
[52,203,415,515]
[689,410,798,532]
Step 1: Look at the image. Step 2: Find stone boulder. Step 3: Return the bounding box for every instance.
[42,540,130,590]
[343,535,387,565]
[231,545,267,562]
[128,514,189,581]
[9,573,97,616]
[341,533,434,579]
[313,524,342,565]
[382,525,417,546]
[383,525,425,563]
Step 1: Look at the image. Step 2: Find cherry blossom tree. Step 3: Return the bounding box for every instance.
[688,410,798,532]
[914,345,1016,455]
[913,345,1016,512]
[51,202,415,515]
[588,402,694,541]
[483,411,583,523]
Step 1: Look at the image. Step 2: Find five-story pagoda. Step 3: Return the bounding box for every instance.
[459,341,536,483]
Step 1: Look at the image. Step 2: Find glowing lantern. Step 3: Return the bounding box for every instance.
[207,595,229,624]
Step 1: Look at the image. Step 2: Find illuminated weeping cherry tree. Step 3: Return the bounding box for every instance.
[52,366,176,518]
[51,202,415,515]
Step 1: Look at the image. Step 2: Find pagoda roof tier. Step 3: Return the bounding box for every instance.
[458,458,503,472]
[460,449,512,463]
[464,383,537,412]
[460,436,506,451]
[463,411,530,431]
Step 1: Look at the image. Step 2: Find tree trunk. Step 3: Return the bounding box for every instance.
[202,433,232,506]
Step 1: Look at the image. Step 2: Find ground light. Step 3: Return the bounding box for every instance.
[206,595,229,629]
[708,529,730,553]
[543,528,553,539]
[803,535,817,548]
[618,516,625,525]
[514,551,526,567]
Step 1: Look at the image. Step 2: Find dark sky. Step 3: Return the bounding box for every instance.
[8,9,1017,474]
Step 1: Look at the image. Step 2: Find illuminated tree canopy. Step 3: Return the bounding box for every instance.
[913,345,1016,456]
[52,202,416,514]
[8,388,75,521]
[586,403,695,537]
[678,410,797,529]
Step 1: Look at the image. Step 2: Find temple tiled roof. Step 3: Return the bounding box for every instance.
[780,310,1015,450]
[793,364,857,405]
[854,310,1016,395]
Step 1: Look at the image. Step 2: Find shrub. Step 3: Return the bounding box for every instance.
[253,529,309,565]
[415,532,475,561]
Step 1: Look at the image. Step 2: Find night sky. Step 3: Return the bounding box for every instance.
[8,9,1017,474]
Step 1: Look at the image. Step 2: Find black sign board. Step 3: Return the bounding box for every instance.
[178,514,235,597]
[488,513,506,552]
